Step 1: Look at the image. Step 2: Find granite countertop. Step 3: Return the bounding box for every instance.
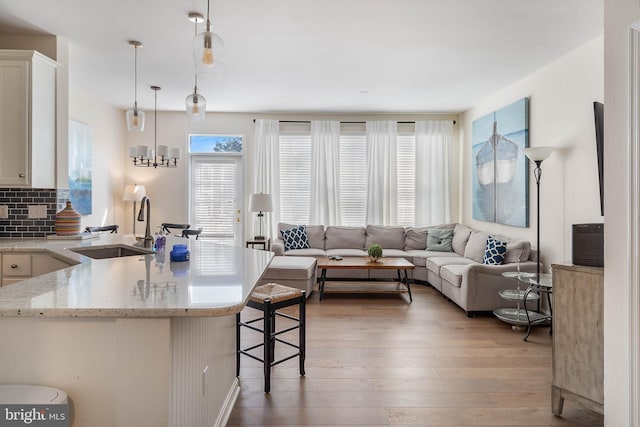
[0,234,273,318]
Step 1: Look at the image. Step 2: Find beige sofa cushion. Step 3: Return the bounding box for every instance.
[504,240,531,264]
[325,248,367,257]
[365,225,405,250]
[426,257,475,275]
[452,224,473,256]
[406,250,461,267]
[463,231,489,263]
[404,227,428,250]
[325,226,366,250]
[440,264,467,288]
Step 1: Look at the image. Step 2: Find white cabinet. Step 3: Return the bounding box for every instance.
[2,254,32,285]
[1,252,73,286]
[0,50,57,187]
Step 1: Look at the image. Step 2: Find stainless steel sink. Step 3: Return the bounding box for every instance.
[68,245,153,259]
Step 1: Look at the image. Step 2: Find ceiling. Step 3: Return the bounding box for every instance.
[0,0,603,114]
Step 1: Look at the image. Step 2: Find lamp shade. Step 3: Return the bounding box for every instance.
[193,29,224,75]
[249,193,273,212]
[186,91,206,122]
[523,147,555,162]
[126,108,145,132]
[123,184,146,202]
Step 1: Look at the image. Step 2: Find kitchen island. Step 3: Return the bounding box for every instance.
[0,235,272,427]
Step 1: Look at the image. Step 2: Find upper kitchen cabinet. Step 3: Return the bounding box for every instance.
[0,50,58,188]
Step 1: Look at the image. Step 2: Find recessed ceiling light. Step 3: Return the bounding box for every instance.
[360,90,369,94]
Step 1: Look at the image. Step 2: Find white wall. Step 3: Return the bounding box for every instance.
[124,112,460,237]
[603,0,639,424]
[69,87,127,230]
[460,36,604,269]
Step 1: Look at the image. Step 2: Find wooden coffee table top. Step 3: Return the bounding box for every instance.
[316,256,415,270]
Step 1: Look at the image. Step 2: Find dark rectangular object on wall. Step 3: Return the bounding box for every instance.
[572,223,604,267]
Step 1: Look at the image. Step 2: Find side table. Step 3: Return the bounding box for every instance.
[493,272,552,341]
[246,238,271,251]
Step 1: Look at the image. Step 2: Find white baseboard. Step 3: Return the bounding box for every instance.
[215,377,240,427]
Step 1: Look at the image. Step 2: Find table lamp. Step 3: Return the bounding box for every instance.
[249,193,273,240]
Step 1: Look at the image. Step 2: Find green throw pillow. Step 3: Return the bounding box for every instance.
[426,228,454,252]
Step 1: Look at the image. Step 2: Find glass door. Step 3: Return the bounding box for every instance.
[190,155,243,245]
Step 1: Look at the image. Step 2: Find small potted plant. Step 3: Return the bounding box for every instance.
[367,244,383,262]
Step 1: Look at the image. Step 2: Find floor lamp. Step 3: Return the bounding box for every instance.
[123,184,146,237]
[523,147,555,280]
[249,193,273,240]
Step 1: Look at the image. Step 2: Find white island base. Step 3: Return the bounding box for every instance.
[0,316,238,427]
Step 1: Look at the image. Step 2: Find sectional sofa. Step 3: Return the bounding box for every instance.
[271,223,539,315]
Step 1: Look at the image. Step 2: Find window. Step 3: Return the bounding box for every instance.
[277,122,445,227]
[189,134,243,153]
[396,128,416,227]
[339,129,367,226]
[279,133,311,224]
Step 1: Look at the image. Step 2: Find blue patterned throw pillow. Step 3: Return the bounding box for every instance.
[281,225,310,251]
[483,236,507,265]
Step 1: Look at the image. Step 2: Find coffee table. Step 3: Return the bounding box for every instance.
[316,256,415,303]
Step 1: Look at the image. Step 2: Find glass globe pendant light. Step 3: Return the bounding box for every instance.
[193,0,224,75]
[186,75,206,122]
[125,40,145,131]
[186,13,206,122]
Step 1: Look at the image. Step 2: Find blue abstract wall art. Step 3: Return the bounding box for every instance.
[68,120,93,215]
[472,98,529,227]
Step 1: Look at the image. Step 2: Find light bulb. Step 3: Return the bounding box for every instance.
[132,115,139,128]
[192,102,200,115]
[202,48,214,66]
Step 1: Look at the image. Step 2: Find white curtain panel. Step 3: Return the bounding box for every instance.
[253,119,280,238]
[365,120,398,225]
[310,120,342,225]
[415,120,453,225]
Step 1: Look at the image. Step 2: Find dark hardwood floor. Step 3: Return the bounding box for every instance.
[229,283,604,426]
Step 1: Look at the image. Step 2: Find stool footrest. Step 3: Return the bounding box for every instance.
[271,352,302,367]
[275,311,300,322]
[239,348,301,368]
[239,350,264,364]
[272,324,301,337]
[274,337,300,350]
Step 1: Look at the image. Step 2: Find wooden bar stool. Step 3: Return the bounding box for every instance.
[236,283,306,393]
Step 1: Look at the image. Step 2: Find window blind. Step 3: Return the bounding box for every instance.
[191,157,237,242]
[339,133,367,226]
[396,133,416,226]
[279,134,311,224]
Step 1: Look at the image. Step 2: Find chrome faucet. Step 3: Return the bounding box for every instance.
[137,196,154,249]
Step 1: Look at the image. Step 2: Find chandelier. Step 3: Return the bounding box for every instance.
[129,86,181,168]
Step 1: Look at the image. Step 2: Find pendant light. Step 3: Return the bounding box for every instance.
[193,0,224,75]
[125,40,145,131]
[129,86,182,168]
[186,13,206,122]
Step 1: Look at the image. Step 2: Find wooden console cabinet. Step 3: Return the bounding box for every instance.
[551,262,604,415]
